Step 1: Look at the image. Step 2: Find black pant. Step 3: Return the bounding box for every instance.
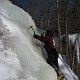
[46,48,59,70]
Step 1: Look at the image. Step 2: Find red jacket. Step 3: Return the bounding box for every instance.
[35,35,56,52]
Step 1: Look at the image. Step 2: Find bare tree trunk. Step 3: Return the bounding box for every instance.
[57,0,62,54]
[65,6,69,65]
[68,39,73,68]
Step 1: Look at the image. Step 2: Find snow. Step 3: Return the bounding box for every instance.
[69,34,80,64]
[0,0,79,80]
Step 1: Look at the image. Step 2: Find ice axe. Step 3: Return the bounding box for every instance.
[28,26,38,45]
[28,26,35,35]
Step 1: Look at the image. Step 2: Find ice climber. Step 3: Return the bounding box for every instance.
[33,29,64,80]
[33,30,59,69]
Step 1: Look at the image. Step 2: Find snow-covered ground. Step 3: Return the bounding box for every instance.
[0,0,79,80]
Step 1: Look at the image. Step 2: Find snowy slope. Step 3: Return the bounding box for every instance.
[0,0,79,80]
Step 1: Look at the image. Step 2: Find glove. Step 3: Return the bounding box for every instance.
[41,34,43,37]
[33,34,38,38]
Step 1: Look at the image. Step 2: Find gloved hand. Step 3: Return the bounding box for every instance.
[33,34,38,38]
[41,34,43,37]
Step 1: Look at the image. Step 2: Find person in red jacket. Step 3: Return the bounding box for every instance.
[33,30,59,70]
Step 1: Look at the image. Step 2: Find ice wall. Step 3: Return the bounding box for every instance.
[0,0,57,80]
